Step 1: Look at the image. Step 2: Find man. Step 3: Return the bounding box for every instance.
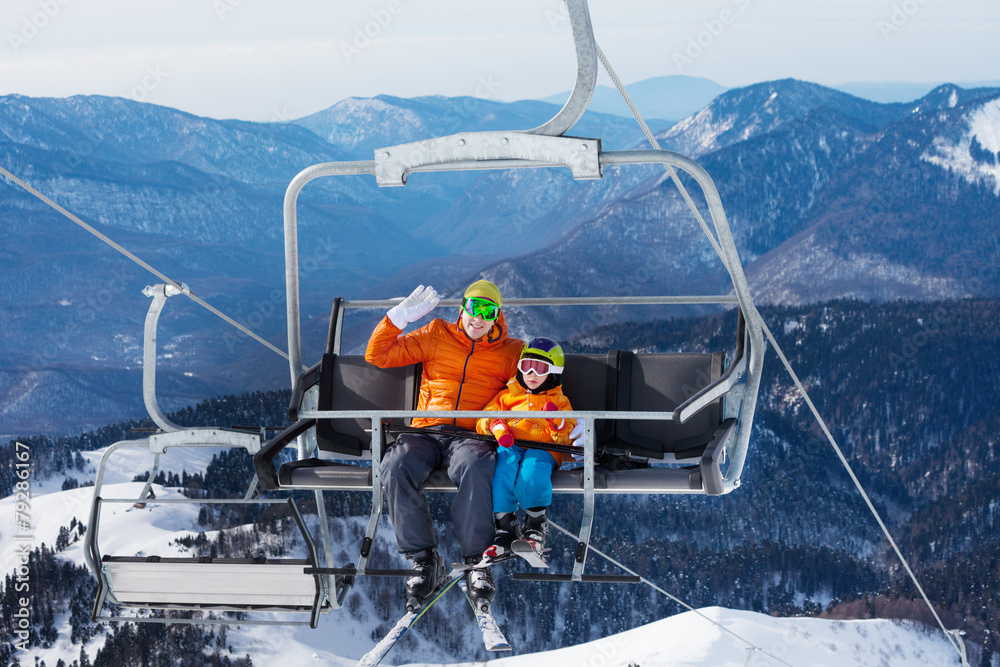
[365,279,523,611]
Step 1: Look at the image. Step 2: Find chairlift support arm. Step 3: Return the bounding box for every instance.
[141,282,190,433]
[528,0,598,137]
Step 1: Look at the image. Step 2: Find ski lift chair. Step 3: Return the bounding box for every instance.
[253,298,751,583]
[85,284,341,627]
[255,301,749,497]
[90,0,763,596]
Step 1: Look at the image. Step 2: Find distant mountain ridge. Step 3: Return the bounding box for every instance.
[546,73,1000,117]
[835,79,1000,103]
[477,79,1000,340]
[295,94,671,158]
[2,78,1000,436]
[539,74,728,122]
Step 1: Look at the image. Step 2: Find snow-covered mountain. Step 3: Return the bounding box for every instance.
[295,94,668,159]
[922,96,1000,195]
[475,80,1000,338]
[4,79,1000,438]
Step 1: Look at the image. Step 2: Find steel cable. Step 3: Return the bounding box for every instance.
[0,164,290,361]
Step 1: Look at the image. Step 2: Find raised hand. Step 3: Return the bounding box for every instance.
[387,284,440,329]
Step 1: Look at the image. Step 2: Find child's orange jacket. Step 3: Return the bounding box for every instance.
[476,379,578,466]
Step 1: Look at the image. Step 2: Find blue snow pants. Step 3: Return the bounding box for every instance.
[492,445,558,513]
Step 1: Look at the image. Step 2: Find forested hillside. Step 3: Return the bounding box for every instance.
[569,297,1000,651]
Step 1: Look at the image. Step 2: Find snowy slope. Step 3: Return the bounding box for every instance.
[222,606,963,667]
[922,97,1000,194]
[0,442,227,574]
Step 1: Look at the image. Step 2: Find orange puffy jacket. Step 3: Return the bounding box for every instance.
[365,311,524,430]
[476,379,578,466]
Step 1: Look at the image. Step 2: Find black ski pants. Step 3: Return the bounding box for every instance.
[380,426,496,559]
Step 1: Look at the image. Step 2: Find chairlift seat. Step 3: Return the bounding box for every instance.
[613,350,726,460]
[101,556,326,613]
[295,353,420,457]
[89,496,330,628]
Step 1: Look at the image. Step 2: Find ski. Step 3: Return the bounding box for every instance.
[511,539,548,568]
[459,549,519,570]
[356,609,418,667]
[458,580,511,651]
[355,566,464,667]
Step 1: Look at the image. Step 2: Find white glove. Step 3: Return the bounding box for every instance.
[387,285,439,329]
[572,450,585,462]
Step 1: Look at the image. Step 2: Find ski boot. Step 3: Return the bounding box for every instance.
[463,555,496,613]
[483,511,521,559]
[404,548,446,611]
[522,508,548,558]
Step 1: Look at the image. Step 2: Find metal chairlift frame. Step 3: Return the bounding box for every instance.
[274,0,765,588]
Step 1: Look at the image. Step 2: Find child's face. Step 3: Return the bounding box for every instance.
[522,370,547,391]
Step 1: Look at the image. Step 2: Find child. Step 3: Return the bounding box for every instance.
[476,337,578,559]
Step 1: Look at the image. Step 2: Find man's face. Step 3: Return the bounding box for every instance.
[460,310,492,341]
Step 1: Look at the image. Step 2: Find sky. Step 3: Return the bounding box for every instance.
[1,0,998,122]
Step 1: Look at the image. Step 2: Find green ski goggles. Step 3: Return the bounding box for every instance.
[462,297,500,321]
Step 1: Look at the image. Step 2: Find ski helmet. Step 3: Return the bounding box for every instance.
[516,337,565,392]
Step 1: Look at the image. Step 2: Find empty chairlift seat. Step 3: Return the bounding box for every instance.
[614,350,726,460]
[255,352,421,490]
[603,350,737,495]
[90,497,330,628]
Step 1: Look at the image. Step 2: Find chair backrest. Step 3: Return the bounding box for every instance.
[264,349,735,493]
[614,351,726,459]
[315,354,420,457]
[305,347,725,461]
[560,352,619,448]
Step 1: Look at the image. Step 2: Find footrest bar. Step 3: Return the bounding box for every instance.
[304,567,413,577]
[512,573,640,583]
